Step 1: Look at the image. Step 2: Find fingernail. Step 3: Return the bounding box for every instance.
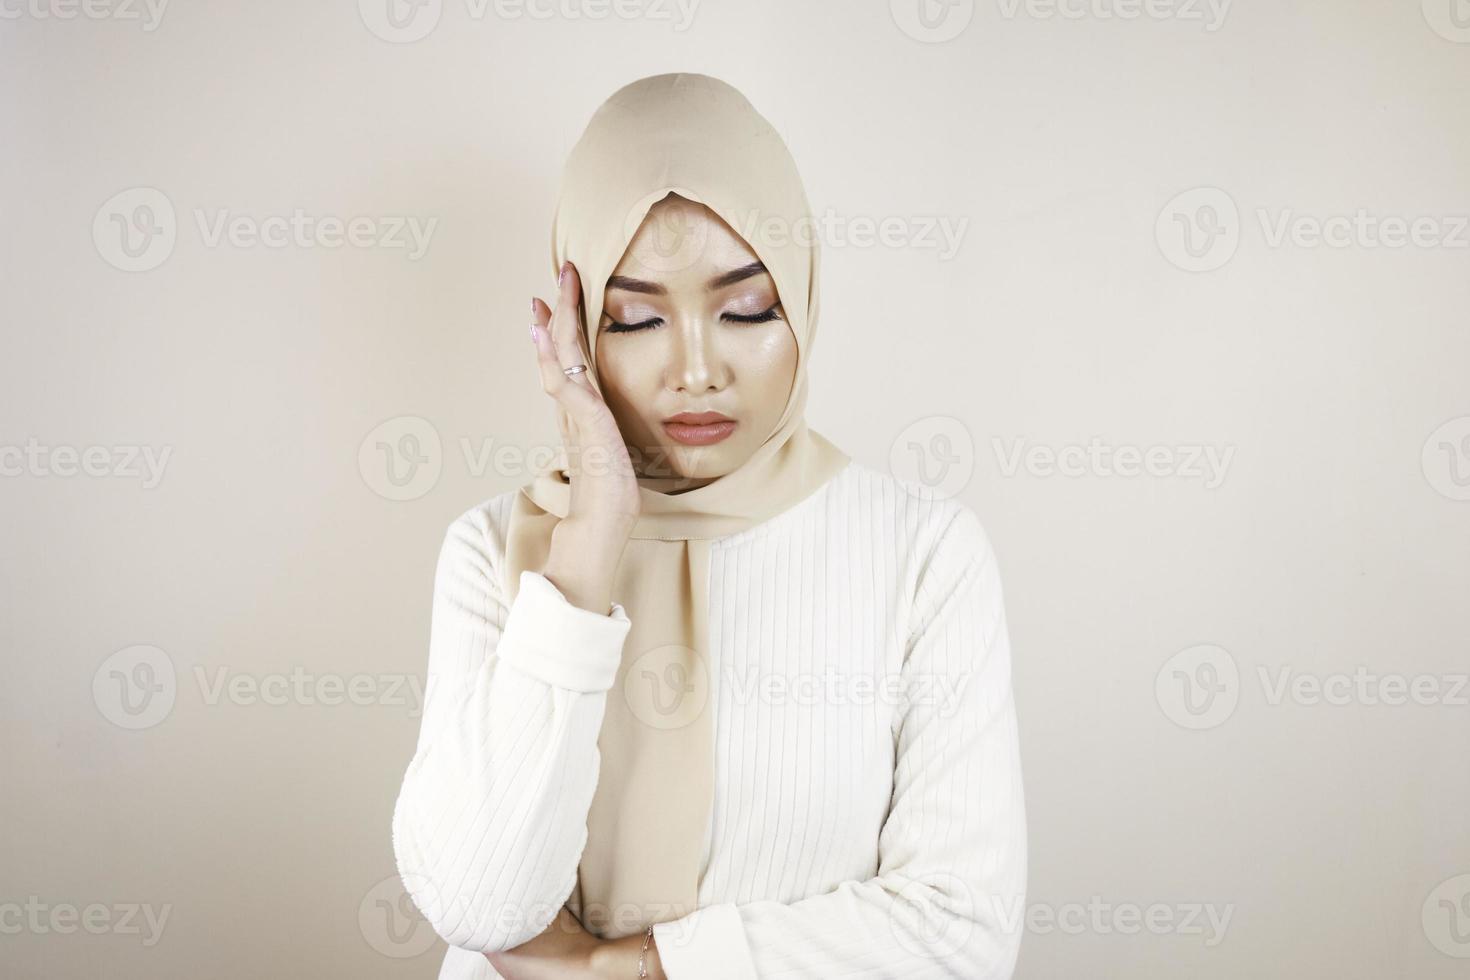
[558,262,568,286]
[529,323,539,343]
[530,298,537,316]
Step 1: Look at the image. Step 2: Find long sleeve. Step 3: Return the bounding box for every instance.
[651,504,1028,979]
[391,510,634,952]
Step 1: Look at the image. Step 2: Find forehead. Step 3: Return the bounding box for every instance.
[611,194,763,282]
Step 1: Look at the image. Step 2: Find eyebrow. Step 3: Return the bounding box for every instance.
[606,261,768,296]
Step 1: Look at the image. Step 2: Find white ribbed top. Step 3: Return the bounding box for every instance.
[392,459,1027,979]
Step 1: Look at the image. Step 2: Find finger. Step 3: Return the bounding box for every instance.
[556,404,573,445]
[534,294,585,381]
[533,294,597,429]
[530,311,598,420]
[548,262,596,388]
[534,289,593,400]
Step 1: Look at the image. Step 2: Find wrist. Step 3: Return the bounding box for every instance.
[555,514,636,552]
[544,519,632,615]
[587,928,661,980]
[585,936,622,979]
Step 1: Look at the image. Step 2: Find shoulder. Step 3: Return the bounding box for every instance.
[433,488,523,581]
[825,458,998,572]
[825,461,1005,649]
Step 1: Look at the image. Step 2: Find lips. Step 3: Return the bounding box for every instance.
[662,411,738,446]
[664,412,734,425]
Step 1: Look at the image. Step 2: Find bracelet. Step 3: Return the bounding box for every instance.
[637,924,654,978]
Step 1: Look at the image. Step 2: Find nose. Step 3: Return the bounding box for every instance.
[667,317,730,394]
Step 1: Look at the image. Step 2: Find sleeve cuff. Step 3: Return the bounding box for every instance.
[652,903,758,980]
[495,570,631,693]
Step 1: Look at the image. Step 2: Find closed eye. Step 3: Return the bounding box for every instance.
[723,305,782,324]
[604,316,664,334]
[603,305,782,334]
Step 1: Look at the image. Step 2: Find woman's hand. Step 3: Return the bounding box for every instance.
[532,262,640,616]
[531,261,641,529]
[485,904,666,980]
[484,904,599,979]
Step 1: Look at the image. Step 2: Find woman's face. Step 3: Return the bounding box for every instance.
[594,194,798,489]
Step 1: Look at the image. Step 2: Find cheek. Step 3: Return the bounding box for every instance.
[732,325,796,375]
[756,327,798,396]
[732,327,798,429]
[595,339,661,416]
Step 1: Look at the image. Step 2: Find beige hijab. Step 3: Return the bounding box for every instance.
[501,72,850,940]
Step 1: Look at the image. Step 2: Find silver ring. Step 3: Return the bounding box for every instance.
[562,364,589,377]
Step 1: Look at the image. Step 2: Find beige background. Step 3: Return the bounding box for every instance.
[3,1,1468,977]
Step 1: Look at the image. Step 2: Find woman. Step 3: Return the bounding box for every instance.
[391,72,1027,979]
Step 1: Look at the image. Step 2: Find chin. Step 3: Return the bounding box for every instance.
[661,441,743,482]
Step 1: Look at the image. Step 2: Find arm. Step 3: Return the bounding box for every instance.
[649,506,1028,979]
[391,509,634,952]
[488,907,670,980]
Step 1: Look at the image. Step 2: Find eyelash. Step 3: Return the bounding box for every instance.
[604,305,782,334]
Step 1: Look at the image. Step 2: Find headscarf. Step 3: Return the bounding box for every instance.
[501,71,850,940]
